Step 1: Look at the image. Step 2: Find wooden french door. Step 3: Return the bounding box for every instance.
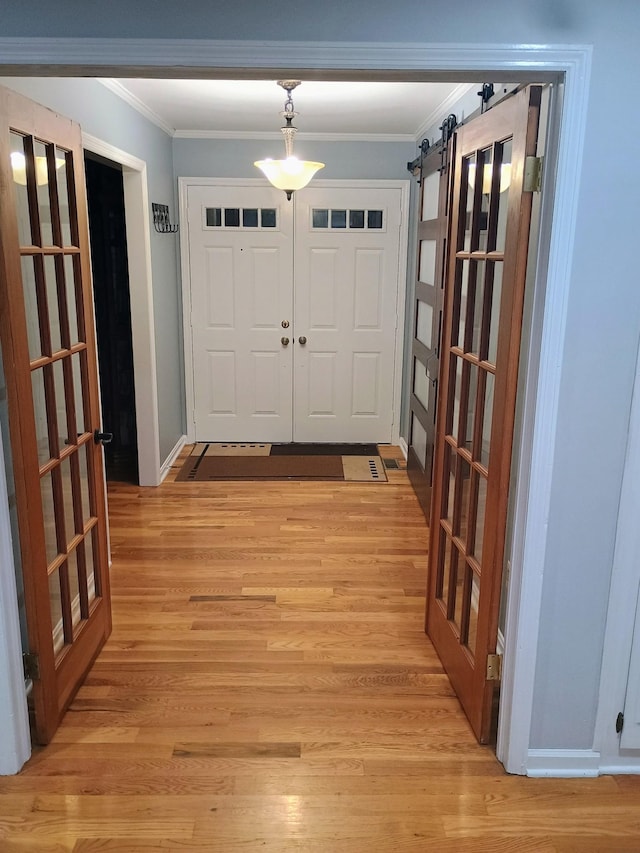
[425,86,541,743]
[407,145,452,520]
[0,86,112,744]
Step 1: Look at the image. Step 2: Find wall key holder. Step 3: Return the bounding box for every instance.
[152,202,179,233]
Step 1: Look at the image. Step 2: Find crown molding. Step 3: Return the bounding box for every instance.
[97,79,175,136]
[414,82,476,141]
[173,129,415,142]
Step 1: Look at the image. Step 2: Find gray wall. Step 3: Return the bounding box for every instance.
[173,138,414,183]
[0,77,184,464]
[2,0,640,754]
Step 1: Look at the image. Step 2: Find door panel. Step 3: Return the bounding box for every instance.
[425,87,541,743]
[0,86,112,744]
[408,147,452,519]
[188,185,294,442]
[293,186,402,443]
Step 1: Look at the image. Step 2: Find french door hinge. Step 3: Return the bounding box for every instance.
[486,653,502,682]
[616,712,624,734]
[23,652,40,682]
[523,156,544,193]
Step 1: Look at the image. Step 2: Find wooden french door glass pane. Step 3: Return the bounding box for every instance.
[64,255,80,344]
[21,257,40,359]
[55,148,73,247]
[496,140,513,253]
[40,472,57,563]
[9,133,31,245]
[33,140,54,245]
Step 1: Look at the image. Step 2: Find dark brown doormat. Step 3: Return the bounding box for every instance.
[179,454,344,481]
[176,446,387,482]
[270,443,378,456]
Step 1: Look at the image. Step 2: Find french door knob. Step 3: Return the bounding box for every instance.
[298,336,307,345]
[281,337,290,346]
[93,429,113,445]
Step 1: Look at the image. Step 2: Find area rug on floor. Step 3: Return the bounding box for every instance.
[176,443,387,482]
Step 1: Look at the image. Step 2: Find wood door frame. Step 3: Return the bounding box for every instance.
[178,177,410,447]
[0,40,592,776]
[82,134,162,487]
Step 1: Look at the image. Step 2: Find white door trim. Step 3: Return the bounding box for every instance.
[0,40,592,777]
[0,427,31,774]
[179,177,409,447]
[592,337,640,769]
[82,134,162,486]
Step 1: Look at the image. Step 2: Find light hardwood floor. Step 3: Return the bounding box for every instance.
[1,447,639,851]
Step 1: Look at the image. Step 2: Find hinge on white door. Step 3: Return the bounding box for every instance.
[486,653,502,682]
[523,156,544,193]
[616,712,624,734]
[23,652,40,681]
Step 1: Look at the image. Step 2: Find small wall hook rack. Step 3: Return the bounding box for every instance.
[152,203,179,234]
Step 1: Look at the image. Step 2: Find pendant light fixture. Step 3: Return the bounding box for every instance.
[254,80,325,200]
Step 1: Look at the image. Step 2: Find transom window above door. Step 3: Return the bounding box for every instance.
[311,208,385,230]
[204,207,278,229]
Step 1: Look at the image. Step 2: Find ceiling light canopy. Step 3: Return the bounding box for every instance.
[255,80,324,200]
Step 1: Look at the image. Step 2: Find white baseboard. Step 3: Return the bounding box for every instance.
[160,435,187,483]
[598,762,640,775]
[526,749,601,777]
[398,437,408,459]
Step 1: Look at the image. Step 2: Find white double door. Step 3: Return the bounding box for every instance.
[187,181,404,443]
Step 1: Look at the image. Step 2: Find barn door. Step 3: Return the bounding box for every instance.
[0,86,112,744]
[407,145,452,520]
[425,86,541,743]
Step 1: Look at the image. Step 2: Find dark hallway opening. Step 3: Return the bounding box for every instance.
[84,153,138,483]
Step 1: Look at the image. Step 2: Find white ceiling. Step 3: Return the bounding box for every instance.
[102,78,475,140]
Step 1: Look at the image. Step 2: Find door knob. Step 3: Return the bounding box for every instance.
[281,336,290,346]
[298,336,307,345]
[93,429,113,445]
[281,320,290,328]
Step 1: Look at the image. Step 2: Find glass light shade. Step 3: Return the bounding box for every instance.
[468,162,511,194]
[254,156,325,192]
[10,151,65,186]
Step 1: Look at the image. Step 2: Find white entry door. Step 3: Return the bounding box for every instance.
[186,181,405,443]
[293,185,403,442]
[188,184,294,442]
